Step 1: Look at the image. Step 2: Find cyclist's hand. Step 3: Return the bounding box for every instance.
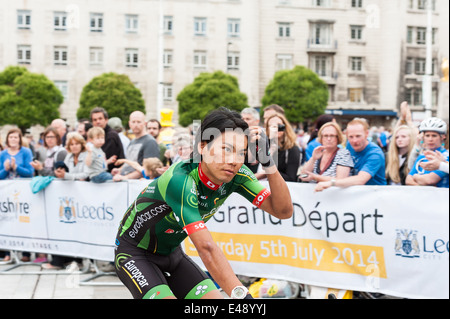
[248,127,275,168]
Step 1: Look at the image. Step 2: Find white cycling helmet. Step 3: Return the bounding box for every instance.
[419,117,448,134]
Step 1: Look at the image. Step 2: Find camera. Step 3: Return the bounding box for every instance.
[277,124,286,132]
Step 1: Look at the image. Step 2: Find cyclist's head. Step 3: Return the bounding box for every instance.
[192,107,249,164]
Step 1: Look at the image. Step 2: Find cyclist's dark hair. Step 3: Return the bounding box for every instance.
[192,107,249,162]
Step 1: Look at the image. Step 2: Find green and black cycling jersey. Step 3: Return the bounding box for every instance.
[116,159,271,256]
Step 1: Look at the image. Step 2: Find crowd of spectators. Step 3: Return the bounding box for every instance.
[0,102,448,266]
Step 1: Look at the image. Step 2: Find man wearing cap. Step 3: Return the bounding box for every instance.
[112,111,160,181]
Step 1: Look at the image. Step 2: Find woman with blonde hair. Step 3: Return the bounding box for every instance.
[54,132,89,181]
[257,113,301,181]
[385,125,416,185]
[299,122,354,183]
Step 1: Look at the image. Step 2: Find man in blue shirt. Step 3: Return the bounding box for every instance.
[406,117,449,188]
[315,118,386,192]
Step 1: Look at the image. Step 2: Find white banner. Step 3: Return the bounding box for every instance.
[183,183,449,299]
[1,180,448,298]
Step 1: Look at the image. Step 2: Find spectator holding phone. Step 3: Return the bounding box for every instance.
[257,113,300,182]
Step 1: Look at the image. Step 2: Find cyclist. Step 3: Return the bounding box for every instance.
[114,107,293,299]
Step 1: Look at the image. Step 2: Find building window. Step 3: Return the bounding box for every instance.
[349,88,363,103]
[350,25,363,40]
[278,22,291,38]
[310,23,332,45]
[406,58,414,74]
[164,16,173,34]
[350,57,363,72]
[311,55,330,77]
[89,47,103,66]
[313,0,330,7]
[415,58,426,75]
[416,27,426,45]
[54,12,67,31]
[54,81,68,100]
[163,84,173,101]
[163,50,173,68]
[227,52,240,70]
[125,14,138,33]
[90,13,103,32]
[276,54,293,70]
[194,51,207,68]
[54,46,68,66]
[17,10,31,29]
[125,48,139,68]
[194,17,207,36]
[17,45,31,64]
[228,19,241,37]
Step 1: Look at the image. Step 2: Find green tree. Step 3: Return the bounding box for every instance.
[262,65,329,123]
[0,66,62,132]
[177,71,248,126]
[77,72,145,125]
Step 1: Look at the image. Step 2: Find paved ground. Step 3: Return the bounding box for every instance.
[0,258,132,299]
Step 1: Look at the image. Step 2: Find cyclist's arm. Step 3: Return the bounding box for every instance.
[411,172,442,186]
[189,228,243,298]
[259,166,293,220]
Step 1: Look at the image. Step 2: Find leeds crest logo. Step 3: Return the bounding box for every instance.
[59,197,76,224]
[395,229,420,258]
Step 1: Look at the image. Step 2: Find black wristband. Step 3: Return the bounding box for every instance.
[244,294,254,299]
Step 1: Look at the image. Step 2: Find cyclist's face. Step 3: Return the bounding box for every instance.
[200,130,247,184]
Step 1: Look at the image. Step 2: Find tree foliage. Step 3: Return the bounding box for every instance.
[261,65,329,123]
[177,71,248,127]
[0,66,62,131]
[77,72,145,125]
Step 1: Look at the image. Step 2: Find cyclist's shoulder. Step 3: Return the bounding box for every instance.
[233,164,259,183]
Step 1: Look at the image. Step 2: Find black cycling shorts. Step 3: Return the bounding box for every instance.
[114,237,217,299]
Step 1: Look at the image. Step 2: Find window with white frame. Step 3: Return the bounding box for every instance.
[163,83,173,101]
[350,25,363,40]
[54,46,68,66]
[227,52,240,70]
[310,23,331,45]
[163,50,173,68]
[311,55,330,77]
[278,22,291,38]
[89,47,103,66]
[194,17,207,36]
[276,54,293,70]
[350,57,363,72]
[125,14,138,33]
[90,13,103,32]
[227,19,241,37]
[194,51,207,68]
[349,88,363,102]
[54,81,68,100]
[17,45,31,64]
[125,48,139,67]
[415,58,426,75]
[313,0,330,7]
[351,0,363,8]
[54,12,67,31]
[164,16,173,34]
[17,10,31,29]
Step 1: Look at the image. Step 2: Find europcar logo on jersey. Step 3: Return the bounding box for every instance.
[395,229,449,260]
[0,190,32,223]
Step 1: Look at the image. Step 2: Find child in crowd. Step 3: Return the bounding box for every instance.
[85,127,113,183]
[114,157,164,180]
